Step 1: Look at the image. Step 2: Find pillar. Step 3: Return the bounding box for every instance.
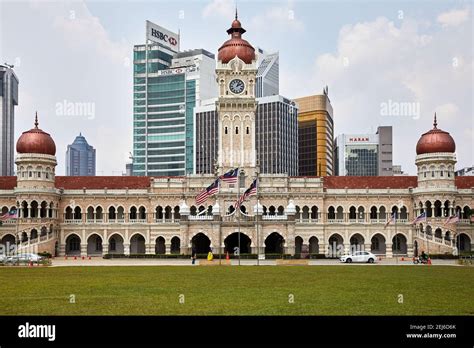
[124,243,130,256]
[145,243,154,255]
[165,243,171,255]
[386,244,393,258]
[80,243,87,257]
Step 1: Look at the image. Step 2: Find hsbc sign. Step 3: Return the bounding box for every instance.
[146,20,179,52]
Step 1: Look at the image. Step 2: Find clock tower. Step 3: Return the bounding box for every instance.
[216,12,258,176]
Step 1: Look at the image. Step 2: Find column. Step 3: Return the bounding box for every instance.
[386,244,393,258]
[80,244,87,257]
[124,243,130,256]
[145,243,154,255]
[165,243,171,255]
[364,243,371,252]
[407,244,414,257]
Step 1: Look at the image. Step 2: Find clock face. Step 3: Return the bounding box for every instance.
[229,79,245,94]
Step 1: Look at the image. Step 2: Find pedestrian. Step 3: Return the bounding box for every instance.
[191,247,196,265]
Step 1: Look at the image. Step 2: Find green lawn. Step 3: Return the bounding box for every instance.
[0,266,473,315]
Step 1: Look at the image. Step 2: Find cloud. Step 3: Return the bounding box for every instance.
[298,12,473,173]
[2,1,132,175]
[437,7,470,27]
[250,2,304,32]
[202,0,234,19]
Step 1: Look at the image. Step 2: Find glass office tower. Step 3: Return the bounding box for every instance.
[133,22,216,176]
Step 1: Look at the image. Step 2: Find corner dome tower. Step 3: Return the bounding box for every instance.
[416,113,456,155]
[217,10,256,64]
[16,113,56,156]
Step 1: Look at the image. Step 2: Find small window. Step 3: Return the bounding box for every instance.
[440,171,444,177]
[45,173,49,179]
[38,172,41,178]
[224,127,228,135]
[246,127,249,135]
[432,171,435,177]
[236,127,239,135]
[423,172,426,178]
[29,172,32,178]
[448,171,451,177]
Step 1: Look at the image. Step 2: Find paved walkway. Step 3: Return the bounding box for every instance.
[48,257,460,267]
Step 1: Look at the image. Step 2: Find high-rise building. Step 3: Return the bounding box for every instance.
[0,64,19,176]
[255,47,279,98]
[195,95,298,175]
[455,166,474,176]
[335,126,393,176]
[377,125,393,176]
[256,95,298,175]
[66,133,96,176]
[295,89,334,176]
[132,21,217,176]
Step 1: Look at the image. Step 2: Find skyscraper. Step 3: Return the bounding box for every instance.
[0,64,19,176]
[66,133,96,176]
[334,126,393,176]
[132,21,217,176]
[295,89,334,176]
[195,95,299,175]
[255,47,279,98]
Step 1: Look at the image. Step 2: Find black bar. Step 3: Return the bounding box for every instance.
[0,316,472,347]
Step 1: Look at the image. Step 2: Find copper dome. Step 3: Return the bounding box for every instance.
[16,113,56,156]
[217,12,255,64]
[416,114,455,155]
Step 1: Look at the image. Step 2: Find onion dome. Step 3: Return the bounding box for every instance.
[416,113,456,155]
[16,113,56,156]
[217,10,255,64]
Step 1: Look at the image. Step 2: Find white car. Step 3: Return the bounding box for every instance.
[340,251,376,263]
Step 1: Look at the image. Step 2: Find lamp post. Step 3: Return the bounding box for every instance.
[237,170,245,266]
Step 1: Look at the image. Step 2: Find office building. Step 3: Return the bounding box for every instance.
[255,47,279,98]
[335,126,393,176]
[133,21,217,176]
[295,89,334,176]
[195,95,298,175]
[455,166,474,176]
[0,64,19,176]
[66,133,96,176]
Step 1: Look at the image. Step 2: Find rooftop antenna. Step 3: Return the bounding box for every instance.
[433,112,437,128]
[34,112,39,128]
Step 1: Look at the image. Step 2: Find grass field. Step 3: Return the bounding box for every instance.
[0,266,473,315]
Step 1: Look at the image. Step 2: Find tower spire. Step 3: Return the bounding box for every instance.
[235,6,238,20]
[433,112,437,129]
[34,111,39,129]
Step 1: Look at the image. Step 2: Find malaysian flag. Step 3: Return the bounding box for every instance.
[234,179,257,209]
[0,208,17,221]
[444,213,460,225]
[411,212,426,224]
[384,212,397,229]
[195,179,220,205]
[220,168,239,184]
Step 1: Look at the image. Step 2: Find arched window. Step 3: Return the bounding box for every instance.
[225,127,228,134]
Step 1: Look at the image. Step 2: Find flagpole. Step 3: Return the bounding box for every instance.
[395,212,398,265]
[237,170,242,266]
[256,164,259,266]
[214,162,221,266]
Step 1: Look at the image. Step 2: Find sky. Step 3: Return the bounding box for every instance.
[0,0,472,176]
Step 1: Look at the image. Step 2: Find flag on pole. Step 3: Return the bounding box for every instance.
[195,179,219,205]
[411,212,426,224]
[220,168,239,184]
[234,179,257,209]
[444,214,459,225]
[384,212,396,229]
[0,208,18,221]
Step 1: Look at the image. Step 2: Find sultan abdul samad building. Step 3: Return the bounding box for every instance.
[0,16,473,258]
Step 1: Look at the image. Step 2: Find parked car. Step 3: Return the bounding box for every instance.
[6,253,43,264]
[0,254,6,263]
[340,251,376,263]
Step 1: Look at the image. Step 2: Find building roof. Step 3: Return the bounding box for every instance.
[0,175,472,190]
[55,176,152,189]
[0,177,17,190]
[322,176,418,189]
[455,176,474,189]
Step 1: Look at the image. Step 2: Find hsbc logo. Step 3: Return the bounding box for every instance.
[151,28,177,46]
